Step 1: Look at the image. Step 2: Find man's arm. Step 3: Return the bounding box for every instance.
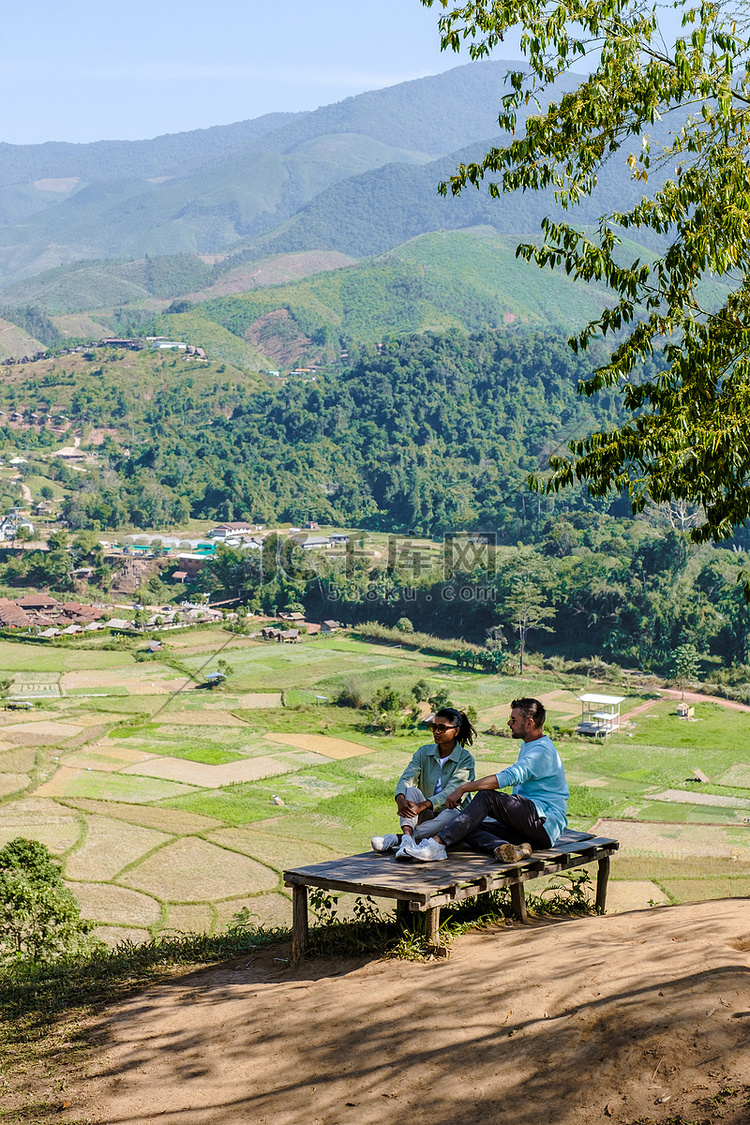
[445,772,499,809]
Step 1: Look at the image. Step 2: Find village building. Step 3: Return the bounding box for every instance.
[0,516,34,542]
[290,535,330,551]
[171,553,209,582]
[16,594,57,611]
[209,522,258,538]
[0,600,33,629]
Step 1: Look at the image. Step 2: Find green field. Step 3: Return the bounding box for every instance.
[0,632,748,944]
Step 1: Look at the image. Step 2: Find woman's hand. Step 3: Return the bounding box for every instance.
[396,795,431,818]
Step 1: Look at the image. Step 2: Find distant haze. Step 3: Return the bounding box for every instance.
[4,0,498,145]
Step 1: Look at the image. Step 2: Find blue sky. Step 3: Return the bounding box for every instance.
[2,1,492,145]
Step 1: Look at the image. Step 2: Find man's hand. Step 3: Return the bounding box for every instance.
[445,786,466,810]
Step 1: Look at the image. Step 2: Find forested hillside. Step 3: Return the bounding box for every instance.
[0,61,539,285]
[0,229,624,366]
[3,329,749,672]
[4,329,634,534]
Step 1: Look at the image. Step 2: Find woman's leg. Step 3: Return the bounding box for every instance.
[399,786,427,835]
[413,806,460,842]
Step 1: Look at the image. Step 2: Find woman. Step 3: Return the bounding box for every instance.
[370,707,476,859]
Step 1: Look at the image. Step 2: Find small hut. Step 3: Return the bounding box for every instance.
[576,693,626,737]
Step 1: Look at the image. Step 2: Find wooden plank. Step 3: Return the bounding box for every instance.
[283,839,619,886]
[291,884,308,966]
[282,839,621,913]
[285,872,431,904]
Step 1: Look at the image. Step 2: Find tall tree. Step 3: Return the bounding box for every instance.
[672,643,700,701]
[504,577,556,675]
[423,0,750,541]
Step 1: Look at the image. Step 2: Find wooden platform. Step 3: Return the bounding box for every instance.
[284,833,619,963]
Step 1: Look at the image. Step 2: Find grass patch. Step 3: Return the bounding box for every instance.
[117,837,279,900]
[567,784,616,821]
[322,778,395,829]
[636,802,748,824]
[109,721,160,738]
[169,746,245,765]
[84,696,156,715]
[160,787,292,825]
[613,854,750,880]
[43,770,198,804]
[66,686,129,696]
[660,875,750,902]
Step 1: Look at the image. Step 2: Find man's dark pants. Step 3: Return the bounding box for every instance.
[439,791,551,856]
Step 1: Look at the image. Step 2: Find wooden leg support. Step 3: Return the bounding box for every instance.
[423,905,441,951]
[291,884,308,966]
[396,899,411,928]
[596,856,610,914]
[510,881,529,924]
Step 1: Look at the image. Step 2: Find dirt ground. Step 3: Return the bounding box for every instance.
[51,898,750,1125]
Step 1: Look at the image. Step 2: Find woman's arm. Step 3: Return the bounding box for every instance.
[394,746,429,816]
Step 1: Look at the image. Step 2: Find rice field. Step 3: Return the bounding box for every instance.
[0,632,748,944]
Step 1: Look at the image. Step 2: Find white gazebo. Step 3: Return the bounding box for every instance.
[576,693,626,737]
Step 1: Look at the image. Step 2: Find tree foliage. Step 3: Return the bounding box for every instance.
[423,0,750,540]
[0,838,97,965]
[672,642,700,699]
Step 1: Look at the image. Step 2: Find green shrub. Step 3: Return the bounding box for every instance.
[335,677,370,709]
[0,838,99,966]
[354,622,480,657]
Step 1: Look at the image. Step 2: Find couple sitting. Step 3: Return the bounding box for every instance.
[370,698,568,863]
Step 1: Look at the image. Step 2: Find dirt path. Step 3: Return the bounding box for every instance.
[622,688,750,721]
[661,687,750,712]
[61,899,750,1125]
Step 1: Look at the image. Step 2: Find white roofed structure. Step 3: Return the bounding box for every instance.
[576,693,627,738]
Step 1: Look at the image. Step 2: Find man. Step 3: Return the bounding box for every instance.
[396,697,568,863]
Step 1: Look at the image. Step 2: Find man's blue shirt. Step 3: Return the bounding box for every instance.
[495,734,568,844]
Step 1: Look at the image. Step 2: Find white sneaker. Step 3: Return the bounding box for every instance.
[394,835,415,860]
[371,833,400,853]
[397,836,447,862]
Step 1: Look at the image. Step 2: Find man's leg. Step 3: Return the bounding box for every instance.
[440,791,551,853]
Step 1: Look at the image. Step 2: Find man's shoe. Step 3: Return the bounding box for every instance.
[494,842,533,864]
[371,833,400,853]
[397,836,447,862]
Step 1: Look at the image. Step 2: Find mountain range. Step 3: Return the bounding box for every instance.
[0,59,673,365]
[0,61,636,282]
